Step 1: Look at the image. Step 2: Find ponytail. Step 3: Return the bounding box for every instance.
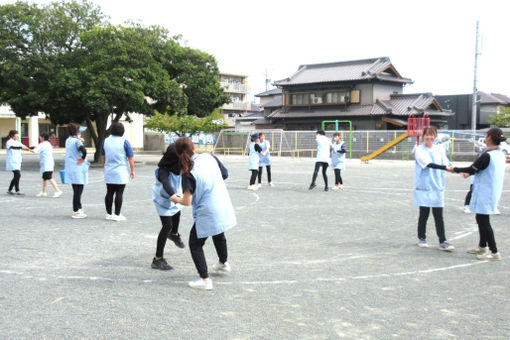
[487,127,507,146]
[175,137,194,176]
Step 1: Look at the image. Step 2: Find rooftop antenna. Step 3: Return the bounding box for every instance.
[471,20,480,133]
[265,69,271,91]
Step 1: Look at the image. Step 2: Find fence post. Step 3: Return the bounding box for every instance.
[366,131,369,154]
[451,132,455,161]
[393,131,397,153]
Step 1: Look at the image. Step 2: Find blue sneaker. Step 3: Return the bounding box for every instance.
[417,239,429,248]
[439,241,455,251]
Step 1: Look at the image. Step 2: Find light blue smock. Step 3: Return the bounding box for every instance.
[413,144,448,207]
[470,149,505,215]
[248,142,259,170]
[152,168,184,216]
[316,135,332,163]
[5,139,23,171]
[191,153,236,238]
[35,141,54,173]
[258,140,271,166]
[64,136,89,185]
[331,141,346,170]
[103,136,130,184]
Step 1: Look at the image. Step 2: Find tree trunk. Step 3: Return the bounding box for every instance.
[85,114,108,163]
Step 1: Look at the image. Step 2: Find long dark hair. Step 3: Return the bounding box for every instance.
[486,127,507,146]
[67,123,80,136]
[158,143,181,175]
[174,137,194,176]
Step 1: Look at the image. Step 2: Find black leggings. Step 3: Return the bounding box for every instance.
[189,224,228,279]
[258,166,272,183]
[334,169,343,185]
[417,206,446,244]
[155,212,181,258]
[464,184,473,206]
[476,214,497,253]
[8,170,21,192]
[250,170,258,185]
[72,184,84,212]
[311,162,328,188]
[105,184,126,215]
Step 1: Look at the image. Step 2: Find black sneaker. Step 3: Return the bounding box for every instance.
[151,257,173,270]
[15,192,25,196]
[308,184,316,190]
[6,191,14,195]
[168,233,185,249]
[324,187,329,191]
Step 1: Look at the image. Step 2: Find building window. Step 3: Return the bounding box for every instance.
[325,91,348,104]
[291,93,310,105]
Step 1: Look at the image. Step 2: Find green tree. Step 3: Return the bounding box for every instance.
[489,106,510,127]
[145,109,228,135]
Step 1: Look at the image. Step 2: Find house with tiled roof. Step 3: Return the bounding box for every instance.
[254,57,451,130]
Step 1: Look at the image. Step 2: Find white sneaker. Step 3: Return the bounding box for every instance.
[332,185,339,191]
[53,191,63,198]
[106,214,114,220]
[463,205,471,213]
[477,252,502,261]
[495,208,501,215]
[212,261,232,272]
[72,210,87,219]
[339,184,344,190]
[36,192,47,197]
[247,185,258,191]
[417,239,429,248]
[257,183,262,188]
[111,214,126,221]
[188,278,213,290]
[467,246,488,255]
[268,182,274,187]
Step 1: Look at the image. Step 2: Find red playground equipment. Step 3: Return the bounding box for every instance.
[407,114,430,145]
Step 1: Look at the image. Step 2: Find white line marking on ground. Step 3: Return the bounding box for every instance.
[0,260,490,286]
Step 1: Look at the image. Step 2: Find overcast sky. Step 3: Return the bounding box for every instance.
[3,0,509,101]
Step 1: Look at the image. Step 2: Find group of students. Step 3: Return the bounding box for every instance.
[309,130,347,191]
[152,137,236,290]
[412,126,505,261]
[247,132,273,190]
[4,123,135,221]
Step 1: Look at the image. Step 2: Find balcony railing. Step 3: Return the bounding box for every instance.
[220,82,249,93]
[222,102,250,110]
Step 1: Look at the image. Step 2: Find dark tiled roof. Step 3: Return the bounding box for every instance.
[255,88,282,97]
[478,91,510,105]
[268,105,374,119]
[372,93,450,116]
[252,117,273,125]
[274,57,412,86]
[261,96,282,108]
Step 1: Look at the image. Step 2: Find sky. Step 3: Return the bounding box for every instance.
[3,0,510,102]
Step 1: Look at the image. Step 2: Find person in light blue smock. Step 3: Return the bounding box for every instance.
[331,132,347,191]
[247,133,264,190]
[5,129,32,196]
[309,130,333,191]
[451,127,506,261]
[171,137,235,290]
[413,127,454,251]
[101,122,135,222]
[33,133,62,198]
[257,132,273,187]
[150,143,186,271]
[64,123,90,219]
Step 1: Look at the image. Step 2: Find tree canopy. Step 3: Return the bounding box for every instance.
[0,0,229,160]
[489,106,510,128]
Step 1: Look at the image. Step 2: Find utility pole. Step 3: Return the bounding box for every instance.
[471,20,480,133]
[265,69,271,91]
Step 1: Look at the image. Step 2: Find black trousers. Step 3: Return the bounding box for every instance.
[258,166,272,183]
[8,170,21,192]
[464,184,473,206]
[249,170,258,185]
[334,169,343,185]
[155,212,181,258]
[72,184,84,212]
[189,224,228,279]
[476,214,497,253]
[417,206,446,244]
[311,162,328,188]
[105,184,126,215]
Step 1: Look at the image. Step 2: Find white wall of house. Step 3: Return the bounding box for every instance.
[372,84,403,101]
[356,84,373,105]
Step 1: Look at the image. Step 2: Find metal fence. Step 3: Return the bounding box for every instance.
[213,129,484,161]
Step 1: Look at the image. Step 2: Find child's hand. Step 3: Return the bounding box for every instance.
[460,172,470,179]
[170,194,181,204]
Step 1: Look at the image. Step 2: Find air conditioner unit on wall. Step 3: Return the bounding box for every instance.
[313,97,322,104]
